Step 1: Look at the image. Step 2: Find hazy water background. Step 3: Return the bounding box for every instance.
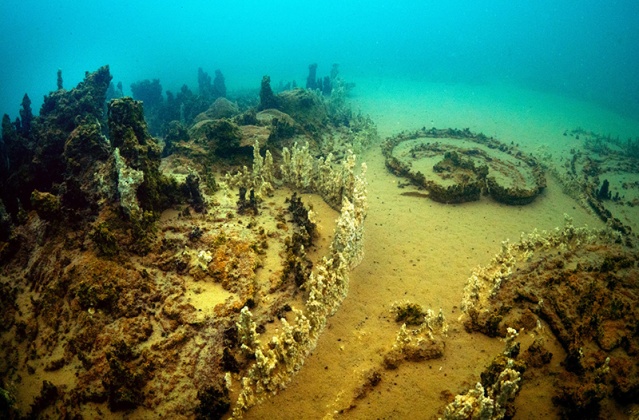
[1,0,638,121]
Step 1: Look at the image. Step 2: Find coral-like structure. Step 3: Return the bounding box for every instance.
[281,143,363,211]
[231,144,368,417]
[130,79,163,109]
[383,308,448,370]
[132,72,228,136]
[237,307,261,356]
[113,148,144,217]
[257,72,368,155]
[173,83,210,126]
[56,69,63,91]
[222,140,275,201]
[305,63,342,96]
[18,94,33,139]
[442,382,496,420]
[226,140,365,211]
[440,327,525,420]
[441,359,522,420]
[461,215,638,416]
[278,192,316,287]
[213,69,227,99]
[306,63,319,90]
[461,215,625,325]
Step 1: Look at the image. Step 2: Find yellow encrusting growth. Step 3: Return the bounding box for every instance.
[231,142,368,417]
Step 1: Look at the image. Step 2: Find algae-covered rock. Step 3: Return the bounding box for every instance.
[195,384,231,419]
[258,75,279,111]
[161,120,189,157]
[277,88,328,134]
[255,109,296,143]
[30,190,61,220]
[108,97,182,215]
[64,121,111,172]
[238,125,271,149]
[108,97,157,161]
[34,66,112,191]
[0,114,29,219]
[189,118,242,156]
[1,66,112,220]
[384,128,545,205]
[255,109,296,127]
[90,221,119,257]
[113,148,144,217]
[0,201,12,242]
[103,341,150,411]
[63,119,113,210]
[193,97,240,123]
[462,221,639,416]
[392,301,427,326]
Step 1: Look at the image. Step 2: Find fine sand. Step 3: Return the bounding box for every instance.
[245,77,639,419]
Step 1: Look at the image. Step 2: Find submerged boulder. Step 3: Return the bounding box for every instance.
[189,118,242,157]
[193,97,240,123]
[276,88,328,134]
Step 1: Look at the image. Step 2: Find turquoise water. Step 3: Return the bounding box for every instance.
[1,0,638,119]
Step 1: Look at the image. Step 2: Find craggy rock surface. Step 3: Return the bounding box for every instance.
[1,66,112,222]
[0,65,371,419]
[0,186,326,418]
[463,222,639,417]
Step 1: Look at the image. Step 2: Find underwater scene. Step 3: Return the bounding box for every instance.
[1,1,639,419]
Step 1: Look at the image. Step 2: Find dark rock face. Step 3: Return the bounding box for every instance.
[108,97,181,215]
[0,66,112,220]
[108,97,155,157]
[1,113,29,219]
[162,120,189,157]
[35,66,112,188]
[258,75,279,111]
[198,68,227,102]
[189,118,242,157]
[0,66,186,229]
[63,119,113,210]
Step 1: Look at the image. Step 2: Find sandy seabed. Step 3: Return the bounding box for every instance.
[246,77,639,419]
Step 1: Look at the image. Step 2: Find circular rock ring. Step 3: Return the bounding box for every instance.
[382,127,546,205]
